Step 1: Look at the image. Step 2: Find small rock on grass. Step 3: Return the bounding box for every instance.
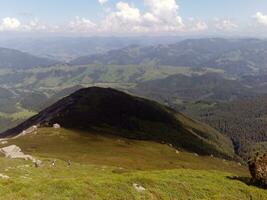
[133,183,146,193]
[0,173,9,179]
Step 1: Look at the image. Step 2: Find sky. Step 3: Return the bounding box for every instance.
[0,0,267,37]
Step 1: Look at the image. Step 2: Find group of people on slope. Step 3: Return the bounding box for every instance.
[33,159,71,168]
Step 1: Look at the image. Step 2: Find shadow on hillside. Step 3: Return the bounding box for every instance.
[227,176,251,185]
[227,176,266,189]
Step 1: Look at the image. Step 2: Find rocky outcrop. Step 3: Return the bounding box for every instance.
[0,145,34,161]
[13,125,38,139]
[248,153,267,188]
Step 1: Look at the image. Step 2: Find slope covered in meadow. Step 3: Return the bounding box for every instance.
[0,127,265,200]
[1,87,235,159]
[0,87,264,199]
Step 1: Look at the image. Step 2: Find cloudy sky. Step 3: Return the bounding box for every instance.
[0,0,267,36]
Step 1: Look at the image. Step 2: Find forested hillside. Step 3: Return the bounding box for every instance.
[181,96,267,160]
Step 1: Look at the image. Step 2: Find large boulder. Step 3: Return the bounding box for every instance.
[248,153,267,188]
[0,145,34,161]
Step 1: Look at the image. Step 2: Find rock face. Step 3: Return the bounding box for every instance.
[248,153,267,188]
[0,145,34,161]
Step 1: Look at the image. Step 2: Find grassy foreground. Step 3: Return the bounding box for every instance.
[0,128,265,199]
[0,159,265,200]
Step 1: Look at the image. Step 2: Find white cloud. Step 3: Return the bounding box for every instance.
[6,0,267,36]
[69,16,97,32]
[24,19,47,31]
[191,21,208,32]
[184,18,208,32]
[98,0,108,5]
[254,12,267,26]
[0,1,184,34]
[99,2,140,33]
[100,0,183,34]
[143,13,159,23]
[142,0,184,31]
[1,1,254,35]
[144,0,182,26]
[215,19,238,31]
[0,17,21,31]
[115,2,141,23]
[0,17,51,32]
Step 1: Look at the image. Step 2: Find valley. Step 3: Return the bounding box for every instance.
[0,0,267,198]
[0,56,266,161]
[0,38,266,198]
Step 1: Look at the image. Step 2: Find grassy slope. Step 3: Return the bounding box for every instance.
[0,160,265,200]
[1,87,235,160]
[0,128,265,199]
[3,128,241,172]
[174,113,235,160]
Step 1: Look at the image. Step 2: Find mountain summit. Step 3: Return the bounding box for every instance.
[1,87,235,159]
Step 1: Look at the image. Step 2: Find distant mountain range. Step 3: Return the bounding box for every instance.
[133,73,257,103]
[70,38,267,76]
[0,36,183,61]
[2,37,267,75]
[0,47,58,69]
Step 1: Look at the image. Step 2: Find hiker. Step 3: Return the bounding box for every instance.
[33,160,42,168]
[67,160,71,167]
[51,159,56,167]
[34,161,39,168]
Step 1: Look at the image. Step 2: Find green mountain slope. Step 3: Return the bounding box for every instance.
[0,127,265,200]
[2,128,242,172]
[133,73,252,103]
[0,88,264,199]
[1,87,235,159]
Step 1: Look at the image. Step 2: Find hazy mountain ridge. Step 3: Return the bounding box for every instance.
[0,36,183,61]
[133,73,256,103]
[0,47,59,69]
[70,38,267,76]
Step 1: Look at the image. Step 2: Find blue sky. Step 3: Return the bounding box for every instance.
[1,0,266,22]
[180,0,267,20]
[0,0,266,36]
[0,0,103,22]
